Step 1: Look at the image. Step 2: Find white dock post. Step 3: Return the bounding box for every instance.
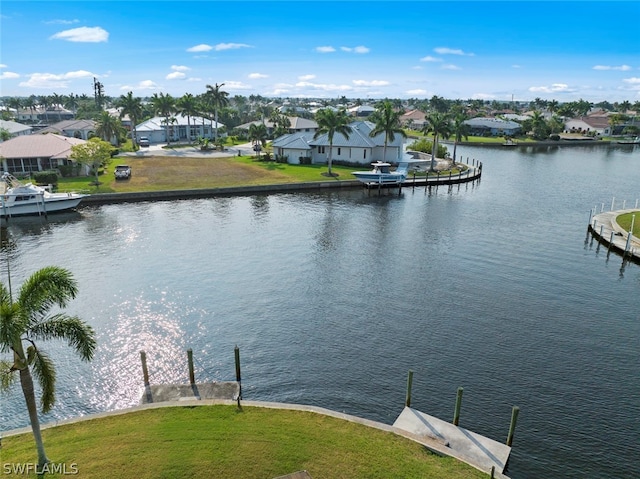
[611,197,615,211]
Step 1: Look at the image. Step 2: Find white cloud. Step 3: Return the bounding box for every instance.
[223,80,251,90]
[119,80,160,91]
[512,65,522,69]
[341,46,370,54]
[593,65,632,71]
[434,47,473,56]
[442,64,461,70]
[528,83,575,93]
[171,65,190,72]
[248,72,268,79]
[0,71,19,79]
[295,81,352,92]
[298,74,316,81]
[166,72,186,80]
[472,93,496,100]
[353,80,390,87]
[19,70,95,88]
[0,64,6,68]
[214,43,252,51]
[420,56,442,62]
[272,88,290,95]
[187,77,202,82]
[406,89,428,95]
[623,77,640,84]
[50,26,108,42]
[187,44,213,52]
[44,19,79,25]
[316,46,336,53]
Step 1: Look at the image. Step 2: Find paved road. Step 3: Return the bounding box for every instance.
[119,142,255,158]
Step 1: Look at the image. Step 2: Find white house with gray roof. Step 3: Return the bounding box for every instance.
[135,114,224,144]
[464,117,521,136]
[272,120,404,165]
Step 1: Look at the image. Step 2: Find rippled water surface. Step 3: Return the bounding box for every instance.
[1,144,639,478]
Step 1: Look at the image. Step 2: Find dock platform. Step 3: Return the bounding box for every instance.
[393,407,511,477]
[589,209,640,263]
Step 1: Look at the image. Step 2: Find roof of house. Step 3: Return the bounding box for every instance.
[464,117,522,129]
[0,133,85,159]
[0,119,32,135]
[37,119,96,135]
[237,117,318,131]
[136,114,223,131]
[274,121,403,149]
[399,109,426,121]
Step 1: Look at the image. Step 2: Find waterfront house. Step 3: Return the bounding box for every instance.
[36,119,96,140]
[236,116,318,136]
[0,119,32,139]
[0,134,85,174]
[135,114,224,144]
[272,120,404,165]
[463,117,521,136]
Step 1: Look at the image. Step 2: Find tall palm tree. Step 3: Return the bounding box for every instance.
[51,92,65,121]
[95,110,123,145]
[176,93,199,143]
[205,83,229,142]
[369,100,406,162]
[450,114,470,165]
[313,108,352,176]
[0,266,96,471]
[117,91,143,148]
[423,112,452,171]
[150,92,175,143]
[248,123,267,158]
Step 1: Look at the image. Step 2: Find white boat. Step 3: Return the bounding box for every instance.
[1,172,87,218]
[352,161,411,185]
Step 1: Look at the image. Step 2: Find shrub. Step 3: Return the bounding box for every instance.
[33,171,59,186]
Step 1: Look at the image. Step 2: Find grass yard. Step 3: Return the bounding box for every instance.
[2,405,487,479]
[616,211,640,237]
[57,156,360,194]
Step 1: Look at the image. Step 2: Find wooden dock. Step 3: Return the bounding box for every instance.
[361,162,482,191]
[589,209,640,263]
[393,407,511,477]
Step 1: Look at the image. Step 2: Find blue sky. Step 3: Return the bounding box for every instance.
[1,1,639,102]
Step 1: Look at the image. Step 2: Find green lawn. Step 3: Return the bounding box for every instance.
[616,211,640,237]
[2,405,487,479]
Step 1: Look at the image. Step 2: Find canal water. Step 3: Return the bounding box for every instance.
[1,144,639,478]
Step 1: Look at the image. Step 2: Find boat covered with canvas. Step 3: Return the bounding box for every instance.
[1,172,87,218]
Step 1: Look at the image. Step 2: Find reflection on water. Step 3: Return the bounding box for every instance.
[1,145,639,479]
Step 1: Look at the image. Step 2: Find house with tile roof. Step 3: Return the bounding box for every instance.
[272,120,404,165]
[0,119,33,139]
[37,119,96,140]
[0,134,86,174]
[399,109,427,129]
[565,115,611,136]
[135,114,224,144]
[236,117,318,136]
[463,117,522,136]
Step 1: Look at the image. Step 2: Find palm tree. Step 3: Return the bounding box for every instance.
[423,112,452,171]
[205,83,229,142]
[176,93,199,143]
[369,100,406,162]
[530,111,548,140]
[450,114,470,165]
[0,266,96,471]
[248,123,267,158]
[117,91,143,148]
[150,92,175,143]
[313,108,352,176]
[51,92,65,121]
[95,110,123,145]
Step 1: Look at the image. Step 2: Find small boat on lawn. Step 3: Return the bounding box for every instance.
[352,161,411,185]
[1,172,87,218]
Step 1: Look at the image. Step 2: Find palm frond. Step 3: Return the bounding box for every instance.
[0,301,27,353]
[27,346,56,413]
[0,359,18,391]
[28,315,97,361]
[18,266,78,323]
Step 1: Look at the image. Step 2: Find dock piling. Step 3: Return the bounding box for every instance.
[140,350,150,386]
[405,370,414,407]
[453,387,463,426]
[234,345,242,400]
[187,348,195,385]
[506,406,519,446]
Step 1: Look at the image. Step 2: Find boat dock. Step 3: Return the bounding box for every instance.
[393,407,511,478]
[588,205,640,263]
[360,161,482,191]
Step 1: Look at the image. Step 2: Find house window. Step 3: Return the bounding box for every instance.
[318,146,325,154]
[337,148,341,156]
[364,150,367,159]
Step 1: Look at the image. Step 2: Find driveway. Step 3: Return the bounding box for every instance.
[120,142,255,158]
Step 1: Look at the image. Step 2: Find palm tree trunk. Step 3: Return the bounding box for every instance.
[19,365,50,468]
[214,109,219,142]
[327,144,333,175]
[430,134,437,172]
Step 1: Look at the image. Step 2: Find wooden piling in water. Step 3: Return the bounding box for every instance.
[506,406,519,446]
[187,348,195,385]
[453,387,463,426]
[234,345,242,400]
[405,370,414,407]
[140,350,149,386]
